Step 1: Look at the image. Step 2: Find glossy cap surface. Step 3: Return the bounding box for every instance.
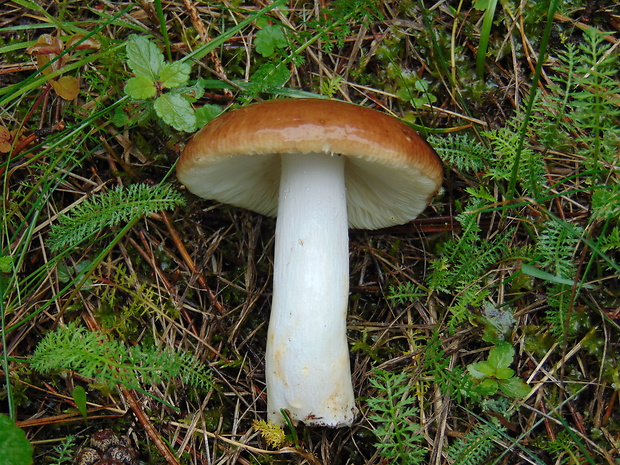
[178,98,443,229]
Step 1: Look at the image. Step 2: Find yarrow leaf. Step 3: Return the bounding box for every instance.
[31,322,212,390]
[48,183,184,252]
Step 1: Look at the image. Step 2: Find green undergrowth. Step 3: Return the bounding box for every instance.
[1,0,619,464]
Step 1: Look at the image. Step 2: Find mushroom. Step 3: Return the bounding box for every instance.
[177,98,443,427]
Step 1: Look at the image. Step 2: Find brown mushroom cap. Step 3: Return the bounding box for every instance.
[177,98,443,229]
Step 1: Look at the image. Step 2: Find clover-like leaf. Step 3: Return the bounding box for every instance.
[159,61,191,89]
[124,75,157,100]
[126,35,164,81]
[255,24,287,58]
[153,93,196,132]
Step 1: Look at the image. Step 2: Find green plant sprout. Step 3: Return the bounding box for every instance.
[466,342,530,398]
[49,435,76,465]
[387,281,424,305]
[123,35,221,132]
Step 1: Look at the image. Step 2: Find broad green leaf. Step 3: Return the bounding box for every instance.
[0,414,33,465]
[495,367,515,380]
[255,24,287,58]
[73,385,88,422]
[160,61,191,89]
[487,341,514,369]
[154,93,196,132]
[126,35,164,80]
[499,377,531,398]
[124,75,156,100]
[467,361,495,379]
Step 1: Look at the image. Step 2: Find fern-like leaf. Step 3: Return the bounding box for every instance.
[598,226,620,253]
[447,421,505,465]
[428,133,491,173]
[48,183,184,252]
[387,281,424,305]
[367,370,426,464]
[592,182,620,222]
[536,219,582,279]
[429,198,512,293]
[31,322,212,390]
[484,125,546,197]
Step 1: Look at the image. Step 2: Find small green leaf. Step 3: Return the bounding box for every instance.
[176,82,205,102]
[487,342,514,369]
[499,377,531,398]
[468,361,495,379]
[73,386,88,422]
[0,414,33,465]
[495,367,515,380]
[465,186,496,203]
[126,35,164,80]
[111,107,130,127]
[255,24,287,58]
[194,104,222,127]
[0,255,13,273]
[124,75,157,99]
[56,264,72,283]
[159,61,191,89]
[153,93,196,132]
[473,0,490,9]
[478,378,499,395]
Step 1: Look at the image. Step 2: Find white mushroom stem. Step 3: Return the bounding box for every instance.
[265,152,357,427]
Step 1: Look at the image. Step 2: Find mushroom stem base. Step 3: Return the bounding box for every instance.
[266,152,357,427]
